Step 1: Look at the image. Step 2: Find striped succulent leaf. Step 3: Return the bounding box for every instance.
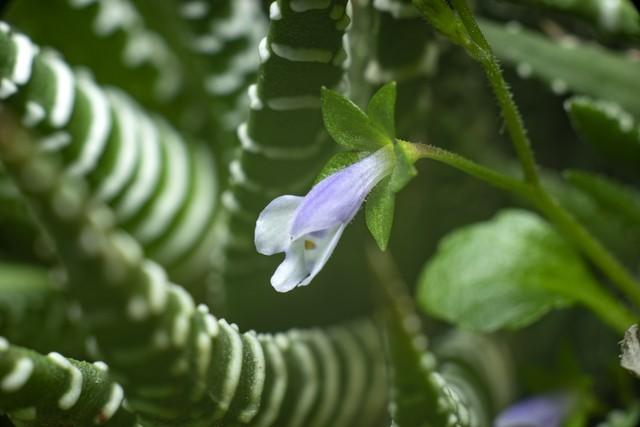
[175,0,267,135]
[434,331,515,427]
[6,0,184,118]
[380,278,474,426]
[371,252,513,427]
[384,299,475,427]
[70,0,183,102]
[0,122,387,426]
[0,338,137,426]
[367,0,438,84]
[366,0,438,136]
[0,23,220,290]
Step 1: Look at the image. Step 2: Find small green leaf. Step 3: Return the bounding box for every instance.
[367,82,397,138]
[365,177,395,250]
[321,87,391,150]
[390,141,418,193]
[314,151,363,184]
[417,209,596,332]
[413,0,471,47]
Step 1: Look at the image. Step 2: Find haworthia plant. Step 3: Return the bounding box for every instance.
[366,0,438,135]
[367,0,437,84]
[0,118,386,426]
[5,0,185,119]
[0,23,220,293]
[172,0,266,136]
[0,338,137,426]
[370,251,513,427]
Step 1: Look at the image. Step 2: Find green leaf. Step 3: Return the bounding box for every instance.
[480,19,640,117]
[390,141,418,193]
[367,82,397,138]
[417,209,593,332]
[365,177,395,250]
[321,87,391,150]
[566,97,640,170]
[314,151,364,184]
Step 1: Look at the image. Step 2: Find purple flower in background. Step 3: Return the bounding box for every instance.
[255,147,394,292]
[494,393,575,427]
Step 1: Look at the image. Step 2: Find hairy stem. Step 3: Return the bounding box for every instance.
[407,142,529,196]
[429,0,541,185]
[476,50,540,186]
[450,0,491,51]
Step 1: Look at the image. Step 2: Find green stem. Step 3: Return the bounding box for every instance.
[450,0,491,51]
[452,0,540,186]
[406,142,530,197]
[478,55,540,185]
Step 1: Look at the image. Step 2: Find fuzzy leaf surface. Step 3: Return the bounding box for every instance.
[417,209,595,332]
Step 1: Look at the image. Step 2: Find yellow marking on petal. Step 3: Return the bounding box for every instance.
[304,240,317,250]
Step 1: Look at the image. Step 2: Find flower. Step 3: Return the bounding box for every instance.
[255,147,395,292]
[494,393,574,427]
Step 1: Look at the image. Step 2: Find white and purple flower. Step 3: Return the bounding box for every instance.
[255,146,395,292]
[494,393,575,427]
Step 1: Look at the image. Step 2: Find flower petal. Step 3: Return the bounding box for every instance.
[270,224,345,292]
[271,240,308,292]
[291,147,394,239]
[495,393,574,427]
[255,195,303,255]
[299,223,345,287]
